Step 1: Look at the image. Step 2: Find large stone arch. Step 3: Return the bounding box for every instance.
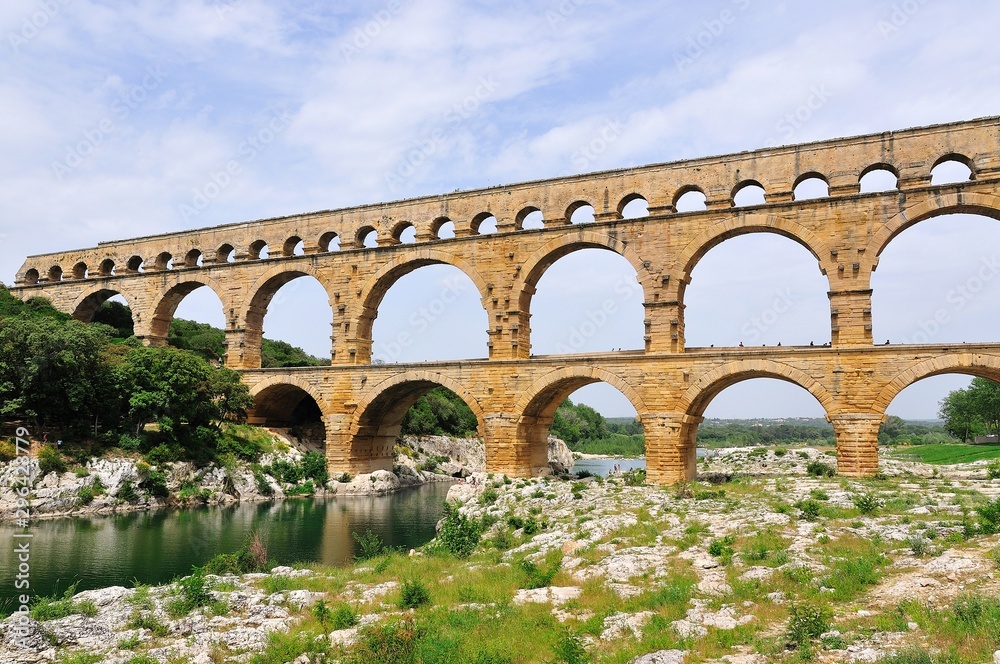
[516,231,655,312]
[146,276,230,341]
[71,286,141,324]
[675,214,835,295]
[353,249,491,354]
[873,352,1000,415]
[867,192,1000,266]
[349,371,485,472]
[241,265,334,368]
[680,359,838,417]
[246,376,329,453]
[511,366,647,475]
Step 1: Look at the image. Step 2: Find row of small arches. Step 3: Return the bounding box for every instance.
[20,155,976,284]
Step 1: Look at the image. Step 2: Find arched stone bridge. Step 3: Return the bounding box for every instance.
[11,117,1000,484]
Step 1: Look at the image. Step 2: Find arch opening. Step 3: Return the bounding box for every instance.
[154,252,173,270]
[472,213,497,235]
[126,255,145,273]
[793,174,829,201]
[529,248,644,355]
[216,244,236,263]
[249,240,269,260]
[931,155,973,185]
[733,181,766,207]
[859,165,899,193]
[433,218,455,240]
[184,249,204,268]
[358,227,378,248]
[149,282,226,351]
[98,259,115,276]
[675,187,707,212]
[368,263,488,363]
[91,294,135,339]
[248,384,326,454]
[251,273,332,368]
[393,222,417,244]
[683,233,830,347]
[74,289,129,324]
[318,232,341,252]
[283,236,305,257]
[568,202,595,224]
[23,268,39,285]
[47,265,63,282]
[872,214,1000,345]
[516,207,544,230]
[619,195,649,219]
[354,379,482,473]
[520,378,644,477]
[72,262,88,280]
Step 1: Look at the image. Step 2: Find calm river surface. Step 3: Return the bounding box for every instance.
[572,449,707,477]
[0,481,453,614]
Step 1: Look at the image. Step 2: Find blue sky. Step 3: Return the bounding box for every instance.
[2,0,999,419]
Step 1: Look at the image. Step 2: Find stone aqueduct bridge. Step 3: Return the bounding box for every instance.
[11,117,1000,484]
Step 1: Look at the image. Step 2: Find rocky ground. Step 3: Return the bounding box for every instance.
[3,446,1000,662]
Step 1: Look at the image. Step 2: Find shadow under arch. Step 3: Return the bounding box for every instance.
[513,366,647,475]
[242,265,332,368]
[71,286,140,324]
[354,251,491,363]
[516,230,653,325]
[873,353,1000,415]
[148,277,229,341]
[867,192,1000,265]
[350,372,485,473]
[247,377,328,453]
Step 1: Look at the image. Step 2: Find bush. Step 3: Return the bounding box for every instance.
[622,467,646,486]
[398,579,431,609]
[301,451,328,484]
[253,465,274,496]
[118,481,139,503]
[37,445,66,475]
[77,484,95,505]
[806,460,835,477]
[988,461,1000,480]
[479,487,499,506]
[518,553,562,589]
[977,497,1000,534]
[786,603,830,649]
[437,502,481,558]
[30,583,98,620]
[852,492,883,515]
[167,568,213,617]
[353,530,388,561]
[347,618,420,664]
[329,602,359,630]
[118,434,143,451]
[0,438,17,462]
[140,467,169,497]
[550,628,590,664]
[795,499,822,521]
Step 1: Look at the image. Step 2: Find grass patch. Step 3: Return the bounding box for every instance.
[888,443,1000,464]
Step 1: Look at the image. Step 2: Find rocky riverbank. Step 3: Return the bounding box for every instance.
[5,445,1000,662]
[0,434,576,521]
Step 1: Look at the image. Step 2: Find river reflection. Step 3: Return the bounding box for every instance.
[0,481,454,614]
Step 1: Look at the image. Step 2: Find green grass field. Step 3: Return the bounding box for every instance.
[887,443,1000,464]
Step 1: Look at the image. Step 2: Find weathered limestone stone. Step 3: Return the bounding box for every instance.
[11,117,1000,484]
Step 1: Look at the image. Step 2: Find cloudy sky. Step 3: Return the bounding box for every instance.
[2,0,999,419]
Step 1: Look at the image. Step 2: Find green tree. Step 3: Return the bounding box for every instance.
[400,387,478,437]
[970,378,1000,438]
[92,300,135,339]
[940,383,989,442]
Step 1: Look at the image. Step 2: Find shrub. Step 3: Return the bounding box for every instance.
[118,481,139,503]
[977,497,1000,534]
[301,451,328,484]
[550,628,590,664]
[77,485,95,505]
[146,443,182,464]
[238,530,269,572]
[622,467,646,486]
[337,472,352,483]
[353,530,387,561]
[852,492,883,515]
[988,461,1000,480]
[786,603,830,649]
[438,502,481,558]
[30,583,98,620]
[347,618,420,664]
[518,553,562,589]
[253,465,274,496]
[774,447,787,457]
[0,438,17,462]
[479,487,499,506]
[795,499,822,521]
[398,579,431,609]
[37,445,66,475]
[126,609,169,637]
[809,488,829,501]
[118,434,143,451]
[329,602,359,630]
[806,460,835,477]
